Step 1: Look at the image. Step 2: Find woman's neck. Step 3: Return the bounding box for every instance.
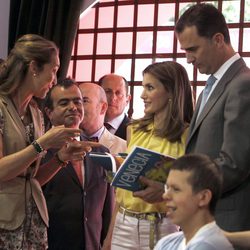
[11,89,32,117]
[153,110,167,130]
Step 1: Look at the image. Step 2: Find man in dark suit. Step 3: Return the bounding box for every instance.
[42,78,114,250]
[98,73,131,140]
[175,3,250,243]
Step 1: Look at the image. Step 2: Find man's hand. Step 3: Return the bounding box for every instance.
[133,176,165,203]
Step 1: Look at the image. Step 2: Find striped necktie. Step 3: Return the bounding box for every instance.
[197,75,217,119]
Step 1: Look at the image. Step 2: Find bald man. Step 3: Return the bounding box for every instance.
[98,74,131,140]
[79,82,127,154]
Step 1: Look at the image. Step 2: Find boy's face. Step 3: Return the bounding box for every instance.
[162,170,203,228]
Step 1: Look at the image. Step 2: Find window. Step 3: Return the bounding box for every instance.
[68,0,250,118]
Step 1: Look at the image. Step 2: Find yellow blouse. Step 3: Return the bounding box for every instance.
[116,124,188,213]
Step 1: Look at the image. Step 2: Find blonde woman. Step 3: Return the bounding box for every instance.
[0,34,89,249]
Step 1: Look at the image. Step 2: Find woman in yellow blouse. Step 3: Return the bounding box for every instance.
[103,61,193,250]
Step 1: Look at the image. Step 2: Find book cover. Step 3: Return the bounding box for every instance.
[111,146,175,192]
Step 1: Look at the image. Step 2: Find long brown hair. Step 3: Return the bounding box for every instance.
[132,61,193,142]
[0,34,58,95]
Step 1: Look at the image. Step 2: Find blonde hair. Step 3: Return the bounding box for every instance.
[0,34,58,95]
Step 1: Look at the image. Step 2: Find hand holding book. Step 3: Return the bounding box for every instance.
[133,176,166,203]
[88,146,175,192]
[111,146,175,191]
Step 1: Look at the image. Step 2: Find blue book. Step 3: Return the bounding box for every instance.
[111,146,175,191]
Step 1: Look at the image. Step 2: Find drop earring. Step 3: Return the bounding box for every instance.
[33,73,37,77]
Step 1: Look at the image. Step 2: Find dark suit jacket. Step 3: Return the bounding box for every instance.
[115,114,130,140]
[186,58,250,233]
[43,146,114,250]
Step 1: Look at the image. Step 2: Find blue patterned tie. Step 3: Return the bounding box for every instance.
[197,75,217,119]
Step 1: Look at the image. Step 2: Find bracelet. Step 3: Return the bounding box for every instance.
[32,140,46,155]
[55,152,68,168]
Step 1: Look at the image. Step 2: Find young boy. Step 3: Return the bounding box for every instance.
[155,154,234,250]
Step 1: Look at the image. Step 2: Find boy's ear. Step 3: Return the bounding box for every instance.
[198,189,212,208]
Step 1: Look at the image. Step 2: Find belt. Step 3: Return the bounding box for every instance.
[118,206,167,249]
[118,206,166,221]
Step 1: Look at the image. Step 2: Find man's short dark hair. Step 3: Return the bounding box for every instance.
[42,78,79,130]
[44,77,78,111]
[171,153,223,215]
[175,3,230,44]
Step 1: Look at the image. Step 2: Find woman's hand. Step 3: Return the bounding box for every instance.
[133,176,165,203]
[57,141,101,162]
[37,125,82,149]
[57,140,101,162]
[36,141,101,186]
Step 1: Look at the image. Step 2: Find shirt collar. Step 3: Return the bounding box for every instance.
[81,126,105,140]
[185,221,216,247]
[106,113,125,130]
[213,53,240,81]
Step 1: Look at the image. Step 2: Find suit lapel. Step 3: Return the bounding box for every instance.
[84,146,110,187]
[115,115,129,139]
[194,79,226,128]
[99,128,113,149]
[65,163,83,187]
[29,101,44,139]
[187,58,247,147]
[2,96,27,139]
[189,94,202,134]
[83,156,91,188]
